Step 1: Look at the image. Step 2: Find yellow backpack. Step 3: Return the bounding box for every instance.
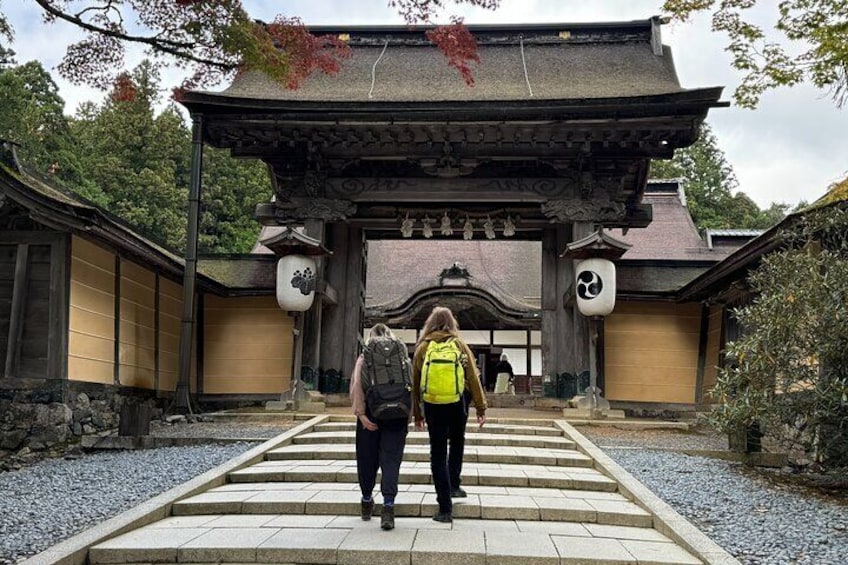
[421,338,465,404]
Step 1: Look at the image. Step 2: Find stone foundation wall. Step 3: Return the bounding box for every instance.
[0,380,161,464]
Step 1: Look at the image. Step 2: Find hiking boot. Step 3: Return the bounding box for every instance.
[432,510,453,523]
[360,498,374,521]
[381,505,395,530]
[450,487,467,498]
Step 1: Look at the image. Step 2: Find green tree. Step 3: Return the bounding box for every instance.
[652,123,788,230]
[710,196,848,467]
[68,60,270,253]
[199,148,271,253]
[663,0,848,108]
[71,62,191,248]
[0,59,103,202]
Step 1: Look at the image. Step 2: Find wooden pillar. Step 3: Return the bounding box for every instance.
[319,224,364,379]
[300,219,325,371]
[173,114,203,413]
[320,222,349,372]
[541,225,577,376]
[5,244,29,378]
[571,221,595,374]
[341,226,366,378]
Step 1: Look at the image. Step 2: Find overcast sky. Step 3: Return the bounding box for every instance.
[4,0,847,208]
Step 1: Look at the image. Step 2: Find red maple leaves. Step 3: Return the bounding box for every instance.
[263,17,351,89]
[426,18,480,86]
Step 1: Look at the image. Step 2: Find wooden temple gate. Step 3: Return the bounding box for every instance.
[176,20,723,400]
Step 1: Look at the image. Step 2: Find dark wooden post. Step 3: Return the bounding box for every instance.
[542,224,576,377]
[340,226,365,378]
[300,219,325,371]
[173,114,203,413]
[4,244,28,377]
[320,223,350,372]
[571,221,595,373]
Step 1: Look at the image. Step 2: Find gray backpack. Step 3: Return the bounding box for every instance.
[361,337,412,421]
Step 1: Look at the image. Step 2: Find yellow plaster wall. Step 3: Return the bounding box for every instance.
[702,305,724,402]
[605,301,701,404]
[203,295,293,394]
[68,237,115,384]
[158,277,181,393]
[118,260,156,389]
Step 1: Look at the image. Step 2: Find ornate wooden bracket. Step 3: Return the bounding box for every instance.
[541,197,626,223]
[256,198,357,224]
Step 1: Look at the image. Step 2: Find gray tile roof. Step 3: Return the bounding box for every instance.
[365,239,542,311]
[610,191,731,261]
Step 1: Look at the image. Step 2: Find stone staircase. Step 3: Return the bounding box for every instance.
[87,417,712,564]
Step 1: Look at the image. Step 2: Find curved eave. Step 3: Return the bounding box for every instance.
[368,286,540,325]
[0,165,226,292]
[179,87,727,121]
[676,220,789,302]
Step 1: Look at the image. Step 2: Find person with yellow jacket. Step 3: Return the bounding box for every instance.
[412,306,487,523]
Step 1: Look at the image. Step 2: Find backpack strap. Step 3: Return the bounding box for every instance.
[364,343,378,389]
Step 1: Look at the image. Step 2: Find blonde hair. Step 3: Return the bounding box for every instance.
[418,306,459,344]
[500,353,509,362]
[368,323,395,342]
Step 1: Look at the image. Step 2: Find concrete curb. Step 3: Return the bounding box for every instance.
[19,414,330,565]
[554,420,742,565]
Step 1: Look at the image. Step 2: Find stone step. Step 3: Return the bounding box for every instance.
[314,421,564,436]
[171,483,649,526]
[90,514,703,565]
[293,430,576,450]
[228,460,617,491]
[266,443,594,467]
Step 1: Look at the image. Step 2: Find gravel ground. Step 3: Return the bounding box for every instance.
[578,425,848,565]
[149,419,296,439]
[0,441,258,564]
[3,421,845,564]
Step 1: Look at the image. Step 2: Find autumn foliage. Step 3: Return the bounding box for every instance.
[24,1,504,95]
[426,18,480,86]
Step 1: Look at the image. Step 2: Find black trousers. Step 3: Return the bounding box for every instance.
[423,400,468,513]
[355,417,408,502]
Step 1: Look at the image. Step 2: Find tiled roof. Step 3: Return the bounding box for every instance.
[365,239,542,311]
[610,189,734,261]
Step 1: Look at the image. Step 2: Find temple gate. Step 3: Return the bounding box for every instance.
[178,19,723,396]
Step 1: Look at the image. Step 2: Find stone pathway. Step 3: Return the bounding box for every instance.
[86,417,718,564]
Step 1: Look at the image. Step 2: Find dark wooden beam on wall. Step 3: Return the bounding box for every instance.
[154,272,160,392]
[4,244,29,378]
[694,302,710,405]
[48,233,70,384]
[113,256,121,385]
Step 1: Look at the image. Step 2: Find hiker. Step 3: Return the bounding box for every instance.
[494,353,516,395]
[412,306,487,523]
[350,323,413,531]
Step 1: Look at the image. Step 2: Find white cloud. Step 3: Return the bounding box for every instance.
[5,0,847,208]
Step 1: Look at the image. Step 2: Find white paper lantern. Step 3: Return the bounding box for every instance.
[575,257,616,316]
[277,255,317,311]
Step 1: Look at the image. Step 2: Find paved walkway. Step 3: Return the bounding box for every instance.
[87,418,715,564]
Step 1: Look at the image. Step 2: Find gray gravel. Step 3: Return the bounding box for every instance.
[598,444,848,564]
[3,422,846,565]
[149,419,296,439]
[0,442,257,564]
